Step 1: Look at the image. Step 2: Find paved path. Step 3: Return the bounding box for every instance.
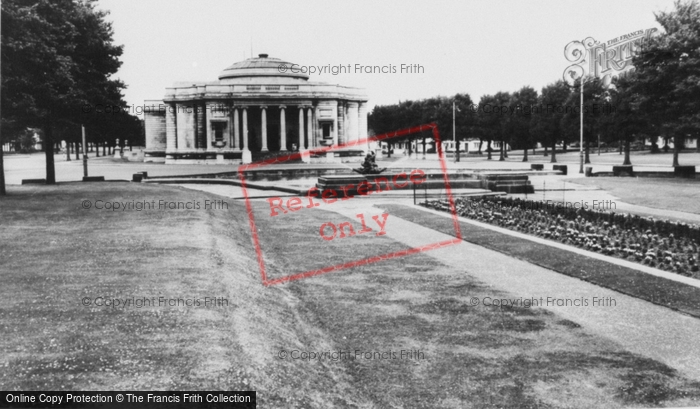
[7,150,698,183]
[177,183,700,381]
[328,199,700,381]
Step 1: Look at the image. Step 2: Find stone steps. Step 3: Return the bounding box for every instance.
[316,172,534,196]
[473,173,534,193]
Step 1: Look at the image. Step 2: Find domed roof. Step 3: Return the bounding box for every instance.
[218,54,309,81]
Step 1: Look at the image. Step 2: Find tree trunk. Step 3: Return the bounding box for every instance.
[75,142,80,160]
[66,141,71,161]
[673,135,680,167]
[550,140,557,163]
[499,140,505,161]
[455,138,460,162]
[584,139,591,164]
[44,120,56,184]
[619,139,623,155]
[487,140,492,160]
[0,141,6,195]
[95,142,100,157]
[623,138,632,165]
[103,142,106,156]
[544,146,548,157]
[563,141,567,153]
[522,147,528,162]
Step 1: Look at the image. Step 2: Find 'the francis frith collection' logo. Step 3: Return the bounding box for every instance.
[563,28,658,85]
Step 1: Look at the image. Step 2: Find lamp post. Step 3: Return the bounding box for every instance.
[565,72,586,174]
[579,77,584,174]
[563,40,590,175]
[453,100,460,162]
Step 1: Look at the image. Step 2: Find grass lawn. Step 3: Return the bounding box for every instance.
[566,177,700,215]
[1,183,269,391]
[382,204,700,319]
[253,200,700,408]
[2,183,700,407]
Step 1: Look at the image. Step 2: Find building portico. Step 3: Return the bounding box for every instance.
[144,54,368,164]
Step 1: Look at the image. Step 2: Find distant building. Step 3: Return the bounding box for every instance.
[144,54,369,164]
[379,138,510,155]
[440,139,509,153]
[644,136,698,150]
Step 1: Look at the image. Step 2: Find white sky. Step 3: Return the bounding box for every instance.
[97,0,674,111]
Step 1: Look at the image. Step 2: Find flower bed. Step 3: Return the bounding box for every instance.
[422,197,700,278]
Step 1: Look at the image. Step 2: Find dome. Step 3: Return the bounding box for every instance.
[218,54,309,81]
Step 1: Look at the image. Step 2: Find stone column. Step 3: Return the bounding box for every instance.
[205,109,212,151]
[233,108,240,151]
[260,106,268,152]
[176,103,193,149]
[298,107,305,150]
[279,105,287,151]
[337,101,345,145]
[193,104,199,149]
[227,103,234,149]
[306,107,313,149]
[241,106,251,164]
[166,102,177,154]
[196,103,206,149]
[333,115,338,146]
[359,102,368,142]
[347,102,359,143]
[313,107,320,148]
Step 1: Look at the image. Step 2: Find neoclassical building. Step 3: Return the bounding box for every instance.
[144,54,369,164]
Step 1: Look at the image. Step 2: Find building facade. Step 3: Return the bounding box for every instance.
[144,54,369,164]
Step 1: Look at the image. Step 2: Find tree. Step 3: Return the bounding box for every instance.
[368,94,473,155]
[507,86,538,161]
[630,0,700,167]
[0,95,5,196]
[452,93,474,160]
[490,92,511,161]
[601,72,648,165]
[474,94,501,160]
[0,136,5,196]
[1,0,125,184]
[532,81,571,163]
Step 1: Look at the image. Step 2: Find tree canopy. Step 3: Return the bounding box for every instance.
[630,0,700,165]
[368,1,700,169]
[1,0,139,188]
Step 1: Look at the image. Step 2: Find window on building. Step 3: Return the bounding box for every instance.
[322,123,332,139]
[213,122,226,142]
